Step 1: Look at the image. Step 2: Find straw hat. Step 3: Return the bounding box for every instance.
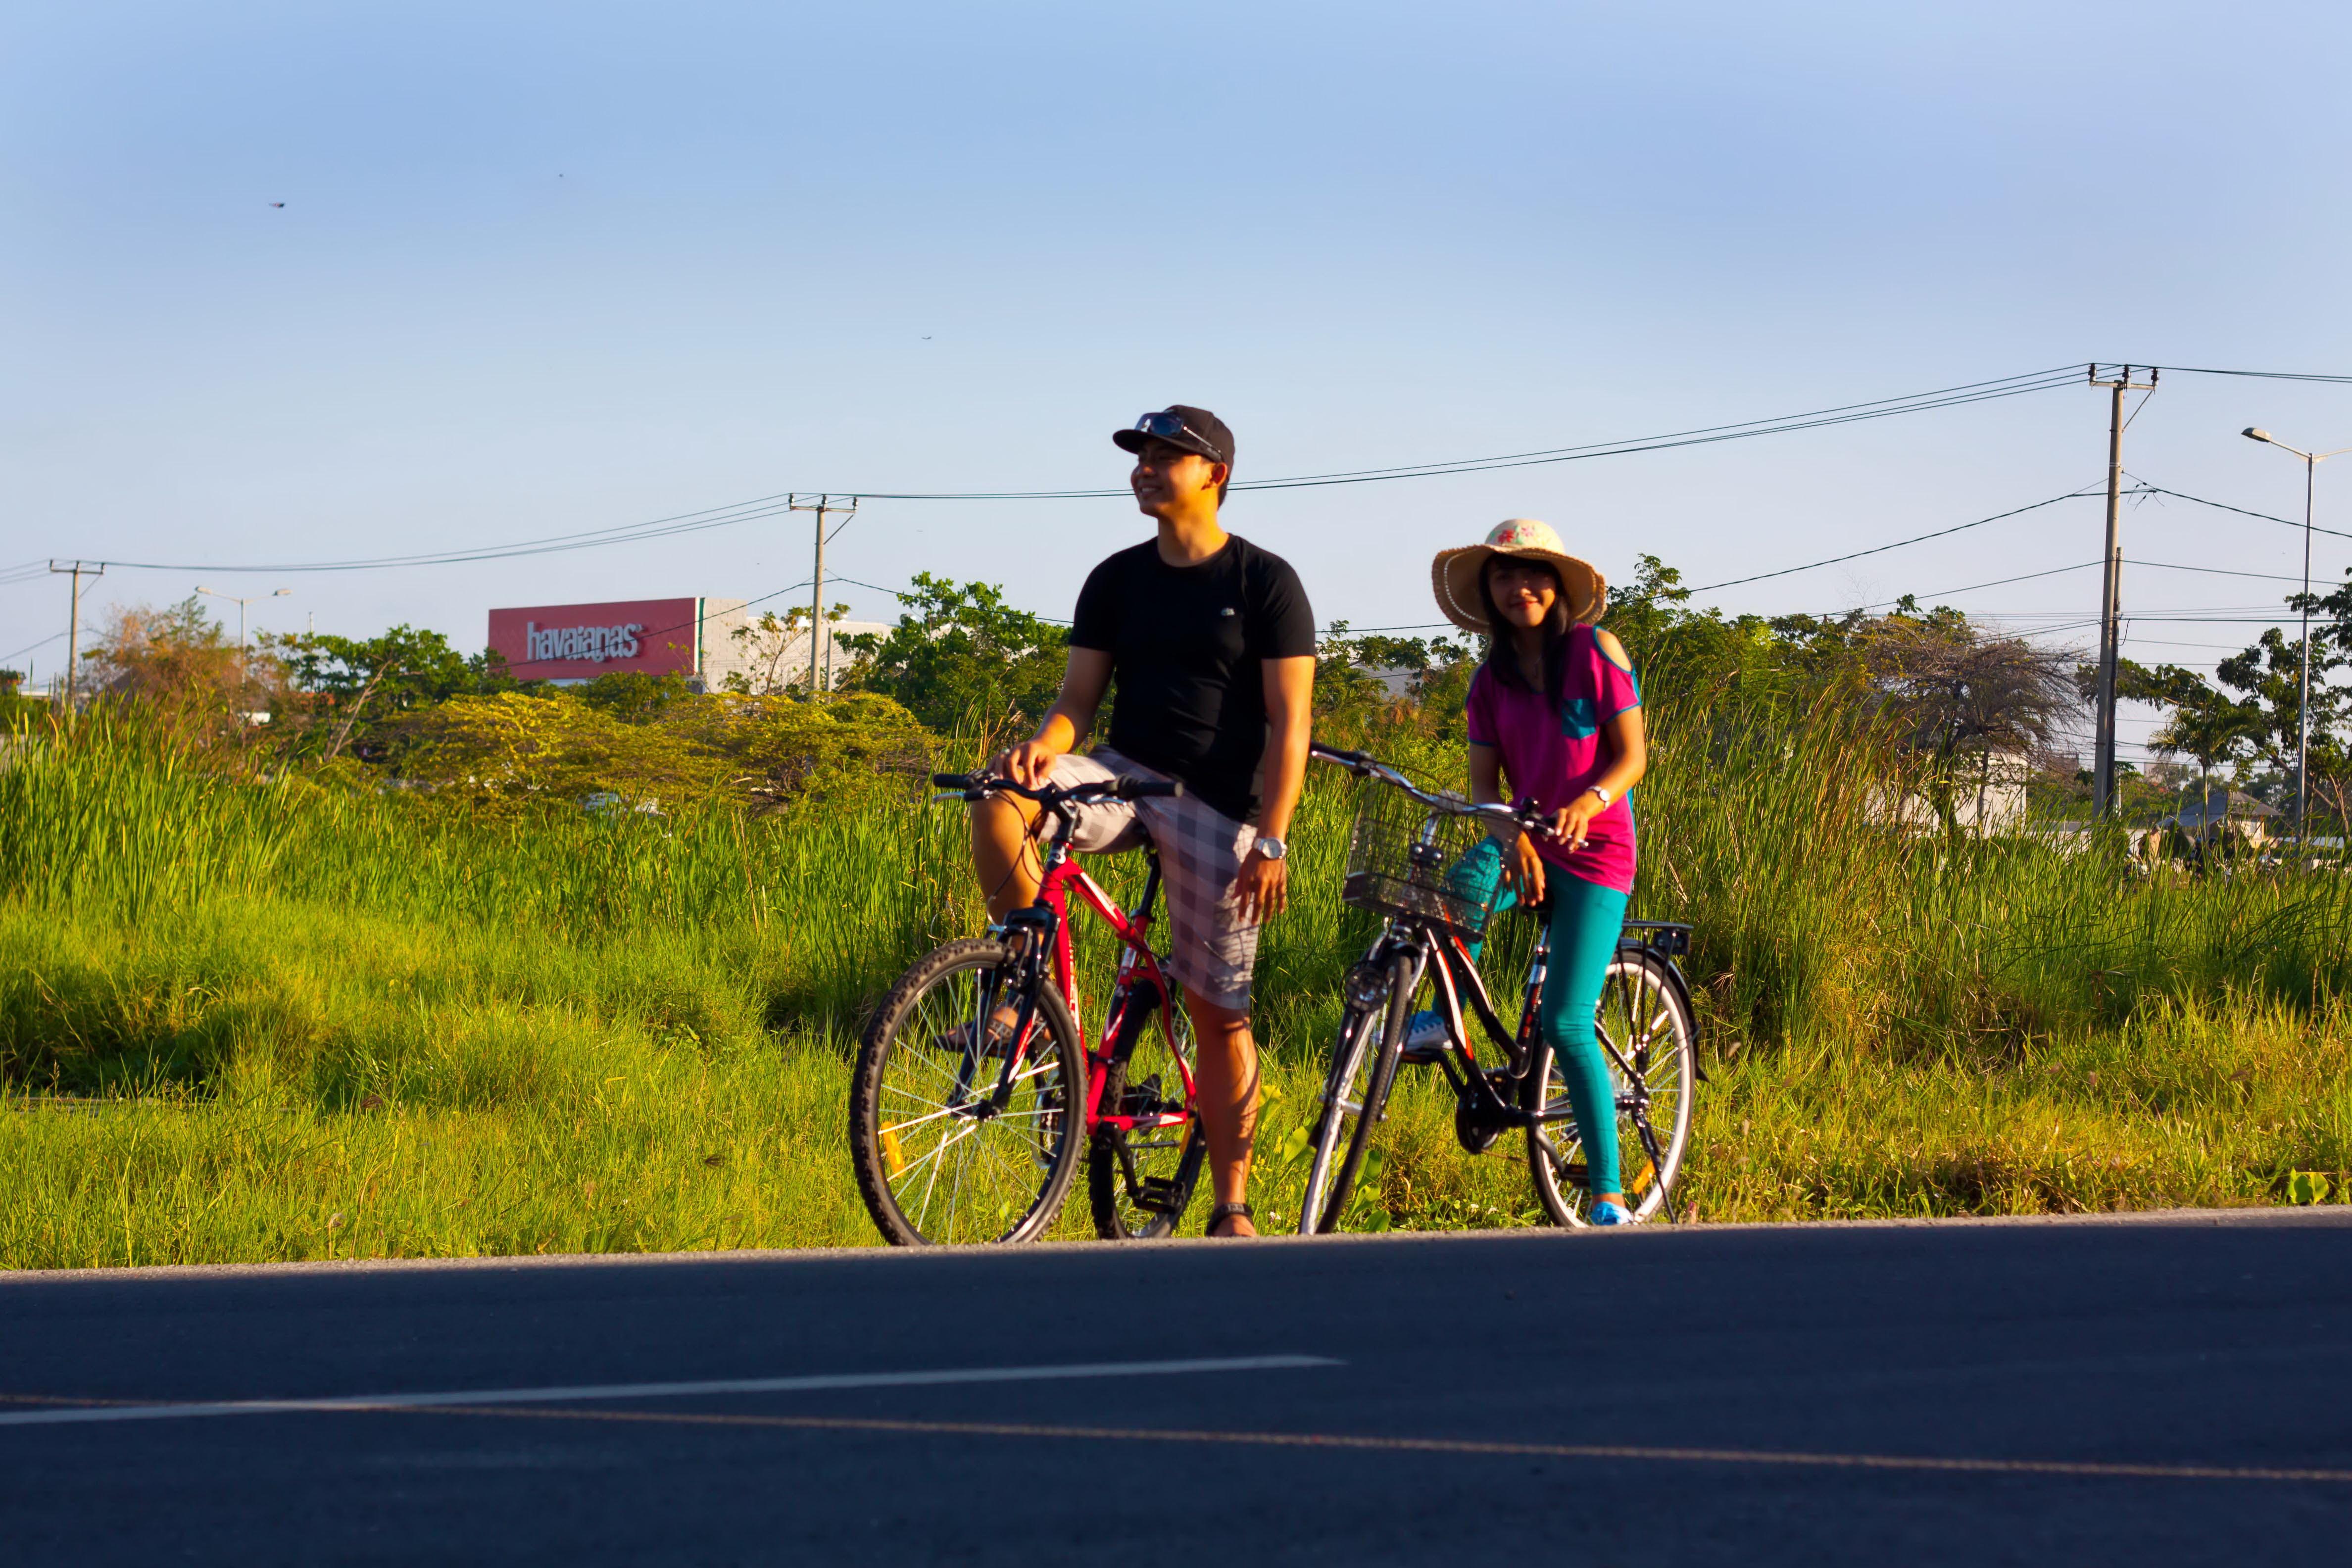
[1430,519,1607,635]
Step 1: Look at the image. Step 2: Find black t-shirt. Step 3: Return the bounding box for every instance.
[1070,535,1317,824]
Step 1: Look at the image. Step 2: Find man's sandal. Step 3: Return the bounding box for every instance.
[936,1008,1022,1057]
[1204,1202,1255,1238]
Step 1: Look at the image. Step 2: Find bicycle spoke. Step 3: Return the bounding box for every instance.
[910,1121,966,1228]
[896,1116,978,1192]
[878,1099,991,1141]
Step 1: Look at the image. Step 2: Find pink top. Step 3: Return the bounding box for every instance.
[1464,624,1641,894]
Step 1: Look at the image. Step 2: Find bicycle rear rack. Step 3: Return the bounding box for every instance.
[1620,920,1692,956]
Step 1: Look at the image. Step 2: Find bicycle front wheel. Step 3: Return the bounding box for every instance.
[1299,948,1420,1234]
[850,937,1086,1246]
[1526,948,1696,1226]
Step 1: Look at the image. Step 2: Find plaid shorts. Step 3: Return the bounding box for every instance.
[1043,747,1262,1012]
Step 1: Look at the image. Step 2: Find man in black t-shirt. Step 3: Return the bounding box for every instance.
[974,404,1316,1238]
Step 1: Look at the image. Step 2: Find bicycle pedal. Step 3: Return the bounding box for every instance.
[1130,1176,1185,1216]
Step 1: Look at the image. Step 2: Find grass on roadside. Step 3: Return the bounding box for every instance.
[2,705,2350,1270]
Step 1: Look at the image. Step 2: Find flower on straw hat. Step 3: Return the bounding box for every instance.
[1429,519,1607,635]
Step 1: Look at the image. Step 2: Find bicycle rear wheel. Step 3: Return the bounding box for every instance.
[1525,948,1696,1226]
[1088,982,1206,1239]
[1299,948,1421,1234]
[850,937,1086,1246]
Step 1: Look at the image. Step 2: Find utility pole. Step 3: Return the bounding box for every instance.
[786,494,858,697]
[2089,365,2157,822]
[47,560,104,710]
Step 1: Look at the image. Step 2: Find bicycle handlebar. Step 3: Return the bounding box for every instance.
[1309,742,1554,838]
[931,771,1184,805]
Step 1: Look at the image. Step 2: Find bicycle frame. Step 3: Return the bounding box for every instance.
[1364,907,1697,1138]
[984,830,1196,1139]
[1372,915,1572,1133]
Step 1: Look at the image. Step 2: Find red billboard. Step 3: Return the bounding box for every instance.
[487,598,705,682]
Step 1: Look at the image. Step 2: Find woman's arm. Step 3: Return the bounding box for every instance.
[1550,628,1647,851]
[1469,740,1546,901]
[1468,740,1505,806]
[1553,703,1647,850]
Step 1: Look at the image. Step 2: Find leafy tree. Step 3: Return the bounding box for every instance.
[837,574,1068,739]
[2214,626,2348,823]
[2290,568,2352,839]
[395,691,725,815]
[266,625,516,759]
[575,670,694,723]
[1843,603,2080,841]
[1608,555,1832,713]
[2114,659,2263,799]
[1313,622,1478,747]
[664,691,931,809]
[82,595,272,742]
[726,602,852,696]
[395,687,931,816]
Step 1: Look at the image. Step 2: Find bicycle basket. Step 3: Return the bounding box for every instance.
[1341,782,1511,938]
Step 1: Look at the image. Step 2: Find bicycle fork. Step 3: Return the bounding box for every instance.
[953,911,1055,1120]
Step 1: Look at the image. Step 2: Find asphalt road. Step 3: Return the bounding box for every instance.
[4,1210,2350,1566]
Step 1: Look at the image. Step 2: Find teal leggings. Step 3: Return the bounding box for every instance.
[1458,843,1629,1195]
[1534,874,1630,1196]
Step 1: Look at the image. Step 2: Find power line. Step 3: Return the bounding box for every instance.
[2122,483,2352,542]
[2152,364,2352,385]
[856,366,2090,499]
[1685,487,2104,594]
[0,630,65,664]
[38,366,2090,576]
[2131,557,2317,584]
[1849,561,2101,612]
[31,363,2349,579]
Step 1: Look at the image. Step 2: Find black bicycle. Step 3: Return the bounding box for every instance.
[1299,744,1701,1231]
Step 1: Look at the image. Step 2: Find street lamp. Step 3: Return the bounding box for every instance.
[2240,428,2352,858]
[194,586,293,659]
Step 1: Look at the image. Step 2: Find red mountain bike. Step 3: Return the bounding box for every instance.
[849,769,1206,1245]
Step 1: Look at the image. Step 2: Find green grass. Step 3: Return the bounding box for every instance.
[1,704,2348,1270]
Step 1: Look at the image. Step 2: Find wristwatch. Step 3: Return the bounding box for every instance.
[1586,785,1613,807]
[1252,835,1288,862]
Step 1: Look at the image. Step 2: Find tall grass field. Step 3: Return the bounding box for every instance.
[3,700,2349,1269]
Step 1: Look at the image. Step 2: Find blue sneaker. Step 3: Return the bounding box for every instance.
[1399,1009,1450,1061]
[1587,1200,1636,1226]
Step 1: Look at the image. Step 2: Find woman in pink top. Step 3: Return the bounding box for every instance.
[1430,519,1649,1224]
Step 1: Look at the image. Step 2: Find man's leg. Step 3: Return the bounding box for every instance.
[1185,992,1259,1237]
[969,793,1044,920]
[972,752,1130,921]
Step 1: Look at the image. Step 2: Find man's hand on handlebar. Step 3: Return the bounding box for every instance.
[995,737,1063,790]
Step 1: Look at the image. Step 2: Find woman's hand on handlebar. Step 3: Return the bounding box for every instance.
[1507,827,1547,905]
[1553,791,1606,852]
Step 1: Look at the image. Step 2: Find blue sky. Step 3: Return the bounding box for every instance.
[7,2,2351,760]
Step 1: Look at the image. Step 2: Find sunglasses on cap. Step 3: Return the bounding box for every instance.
[1130,411,1225,462]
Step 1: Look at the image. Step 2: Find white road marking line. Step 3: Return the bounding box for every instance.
[0,1354,1340,1430]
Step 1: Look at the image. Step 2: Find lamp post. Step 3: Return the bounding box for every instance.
[194,586,293,659]
[2240,429,2351,858]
